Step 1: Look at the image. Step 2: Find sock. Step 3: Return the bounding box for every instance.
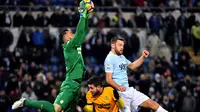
[24,100,55,112]
[156,106,168,112]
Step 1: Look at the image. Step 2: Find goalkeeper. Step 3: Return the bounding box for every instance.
[12,1,90,112]
[78,76,125,112]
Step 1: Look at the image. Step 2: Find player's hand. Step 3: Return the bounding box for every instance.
[117,86,126,92]
[142,50,149,58]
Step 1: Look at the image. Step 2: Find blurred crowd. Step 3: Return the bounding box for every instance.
[1,0,200,7]
[0,8,200,112]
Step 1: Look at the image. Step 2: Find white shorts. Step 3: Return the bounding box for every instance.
[118,87,149,112]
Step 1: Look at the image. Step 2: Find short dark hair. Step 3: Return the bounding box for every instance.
[59,29,69,44]
[111,37,125,44]
[87,76,103,87]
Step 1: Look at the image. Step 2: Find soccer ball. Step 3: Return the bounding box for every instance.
[83,0,94,13]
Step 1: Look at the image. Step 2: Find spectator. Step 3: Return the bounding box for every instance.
[32,28,45,48]
[13,9,23,27]
[49,7,61,27]
[187,14,196,29]
[17,28,33,49]
[146,33,161,58]
[112,13,126,28]
[177,12,188,46]
[59,10,69,27]
[48,88,57,104]
[90,13,99,27]
[28,62,39,80]
[35,11,49,27]
[178,50,191,74]
[91,34,109,65]
[0,28,14,50]
[192,22,200,55]
[164,12,176,48]
[135,0,145,6]
[135,12,147,28]
[22,86,37,100]
[23,11,35,27]
[20,74,32,93]
[138,74,150,95]
[161,95,175,112]
[181,90,196,112]
[100,13,110,27]
[194,79,200,112]
[0,89,10,112]
[149,12,161,35]
[1,10,12,27]
[128,30,140,55]
[180,0,189,7]
[127,14,136,28]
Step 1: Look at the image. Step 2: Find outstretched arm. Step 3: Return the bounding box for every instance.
[128,50,149,70]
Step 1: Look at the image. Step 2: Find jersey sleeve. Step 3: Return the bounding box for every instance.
[104,58,114,73]
[67,17,88,48]
[110,87,117,101]
[125,56,131,65]
[86,91,93,105]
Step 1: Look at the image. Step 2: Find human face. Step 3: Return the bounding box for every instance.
[112,40,124,55]
[88,84,101,96]
[63,31,74,42]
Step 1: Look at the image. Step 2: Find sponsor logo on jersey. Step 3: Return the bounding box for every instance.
[106,64,110,69]
[97,103,111,109]
[119,63,126,70]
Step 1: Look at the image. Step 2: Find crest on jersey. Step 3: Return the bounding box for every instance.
[60,100,64,104]
[105,96,108,100]
[106,64,110,69]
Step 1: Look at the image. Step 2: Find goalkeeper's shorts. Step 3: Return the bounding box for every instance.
[54,78,81,111]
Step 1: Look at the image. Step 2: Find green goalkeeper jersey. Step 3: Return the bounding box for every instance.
[62,17,88,80]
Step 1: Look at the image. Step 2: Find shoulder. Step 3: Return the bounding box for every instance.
[104,86,114,92]
[86,91,92,98]
[121,55,127,59]
[105,53,113,62]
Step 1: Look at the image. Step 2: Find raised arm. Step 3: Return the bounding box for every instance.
[128,50,149,70]
[69,17,88,46]
[68,2,89,47]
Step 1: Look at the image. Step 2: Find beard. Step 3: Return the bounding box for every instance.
[115,48,123,55]
[92,90,101,96]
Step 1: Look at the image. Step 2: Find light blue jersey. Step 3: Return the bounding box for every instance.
[104,51,131,87]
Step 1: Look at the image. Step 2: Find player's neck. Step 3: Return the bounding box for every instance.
[111,50,120,56]
[111,50,117,55]
[98,87,104,95]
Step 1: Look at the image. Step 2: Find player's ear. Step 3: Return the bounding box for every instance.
[111,43,115,49]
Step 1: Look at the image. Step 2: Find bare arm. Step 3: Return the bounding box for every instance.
[128,50,149,71]
[128,56,146,70]
[106,72,126,91]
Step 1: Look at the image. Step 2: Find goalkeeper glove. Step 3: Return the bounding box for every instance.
[78,1,89,18]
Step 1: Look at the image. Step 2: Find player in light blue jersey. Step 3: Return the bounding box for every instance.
[104,37,168,112]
